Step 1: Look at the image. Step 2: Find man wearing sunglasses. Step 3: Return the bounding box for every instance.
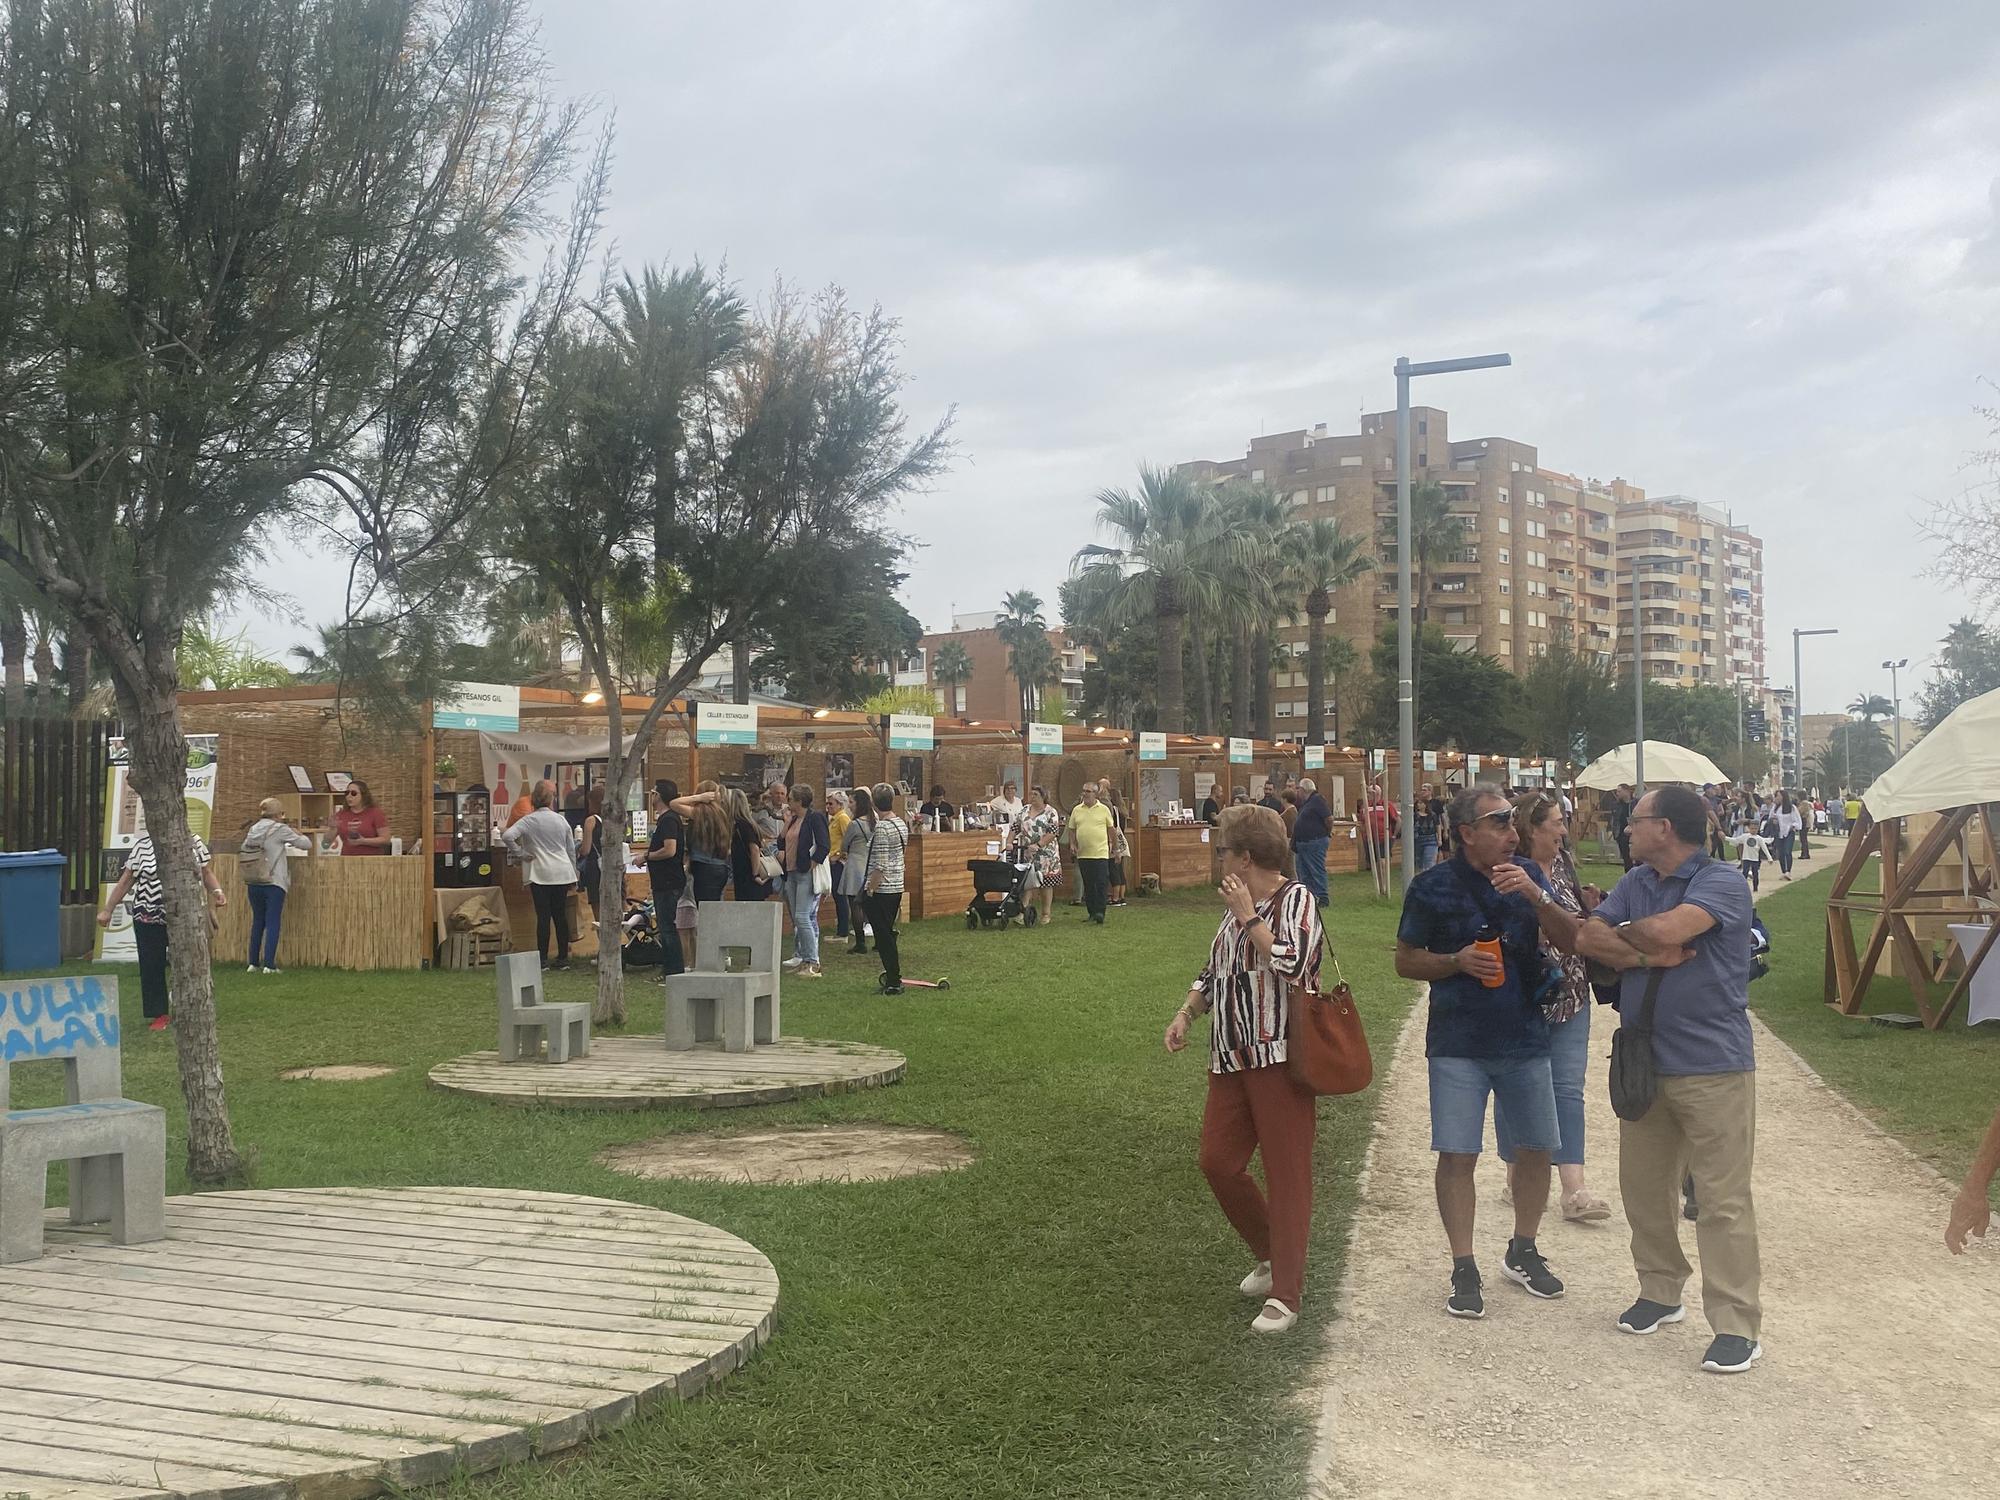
[1574,784,1760,1375]
[1395,784,1566,1320]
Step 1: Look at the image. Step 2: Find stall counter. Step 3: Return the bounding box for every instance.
[209,852,430,970]
[908,829,1009,920]
[1138,823,1214,891]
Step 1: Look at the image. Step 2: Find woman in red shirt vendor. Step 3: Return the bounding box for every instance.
[328,780,390,854]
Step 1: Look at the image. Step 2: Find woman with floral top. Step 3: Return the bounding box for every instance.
[1164,804,1326,1335]
[97,831,228,1031]
[1012,784,1063,928]
[1493,792,1609,1223]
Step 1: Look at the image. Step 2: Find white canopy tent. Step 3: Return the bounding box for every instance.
[1575,740,1730,791]
[1863,686,2000,821]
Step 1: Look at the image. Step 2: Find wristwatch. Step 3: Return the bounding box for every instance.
[1242,914,1267,931]
[1536,887,1554,908]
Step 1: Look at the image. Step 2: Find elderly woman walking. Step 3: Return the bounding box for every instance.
[1164,804,1327,1334]
[1014,784,1063,927]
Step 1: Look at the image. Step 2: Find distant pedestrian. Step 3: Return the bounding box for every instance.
[1609,784,1634,870]
[779,784,829,978]
[1395,784,1565,1319]
[861,783,910,992]
[1065,781,1117,924]
[500,779,579,970]
[1290,776,1333,908]
[97,830,229,1031]
[839,789,877,955]
[238,797,311,973]
[1770,792,1800,880]
[1575,785,1762,1375]
[1726,826,1773,891]
[1413,781,1441,870]
[1014,785,1063,927]
[1165,804,1327,1335]
[1099,779,1130,907]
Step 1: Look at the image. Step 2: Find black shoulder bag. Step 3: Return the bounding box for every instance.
[1604,854,1710,1121]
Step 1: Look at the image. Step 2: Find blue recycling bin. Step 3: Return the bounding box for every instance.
[0,849,67,973]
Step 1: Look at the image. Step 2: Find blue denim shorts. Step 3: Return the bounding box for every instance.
[1428,1053,1559,1156]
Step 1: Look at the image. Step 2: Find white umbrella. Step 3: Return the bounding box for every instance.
[1573,740,1730,791]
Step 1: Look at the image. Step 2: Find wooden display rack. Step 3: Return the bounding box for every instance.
[1824,804,2000,1029]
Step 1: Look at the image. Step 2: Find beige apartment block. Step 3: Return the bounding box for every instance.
[1182,409,1766,740]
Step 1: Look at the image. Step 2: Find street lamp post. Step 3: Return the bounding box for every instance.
[1792,627,1837,788]
[1882,657,1909,758]
[1396,351,1511,885]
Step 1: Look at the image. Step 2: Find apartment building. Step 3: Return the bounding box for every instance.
[1613,495,1766,688]
[881,612,1086,721]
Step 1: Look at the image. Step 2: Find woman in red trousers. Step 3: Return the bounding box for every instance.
[1165,804,1325,1334]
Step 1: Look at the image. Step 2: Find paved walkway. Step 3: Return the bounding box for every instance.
[1308,869,2000,1499]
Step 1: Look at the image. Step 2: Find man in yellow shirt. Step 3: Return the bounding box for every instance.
[1065,781,1117,924]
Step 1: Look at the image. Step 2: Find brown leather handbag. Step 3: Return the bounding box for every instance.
[1287,922,1373,1096]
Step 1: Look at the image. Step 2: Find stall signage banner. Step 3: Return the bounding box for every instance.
[1027,722,1064,755]
[433,682,520,732]
[1467,753,1481,776]
[888,713,935,751]
[1544,759,1558,779]
[1303,744,1325,770]
[1139,731,1167,762]
[1371,749,1386,771]
[1507,756,1522,779]
[1422,750,1439,771]
[1228,737,1252,765]
[696,702,759,746]
[96,735,220,963]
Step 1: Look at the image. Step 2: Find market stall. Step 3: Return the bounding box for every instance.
[209,851,430,970]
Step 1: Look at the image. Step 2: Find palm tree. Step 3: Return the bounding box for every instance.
[1407,480,1469,636]
[997,590,1050,723]
[1214,483,1286,739]
[1321,633,1360,746]
[1280,517,1374,746]
[1069,467,1246,733]
[1846,692,1893,722]
[0,601,24,717]
[931,639,973,717]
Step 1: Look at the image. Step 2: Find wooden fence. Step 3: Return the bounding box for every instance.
[0,715,114,903]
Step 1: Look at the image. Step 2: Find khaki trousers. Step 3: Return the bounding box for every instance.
[1618,1070,1761,1339]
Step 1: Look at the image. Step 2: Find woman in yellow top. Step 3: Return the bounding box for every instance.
[1064,781,1117,925]
[827,790,855,945]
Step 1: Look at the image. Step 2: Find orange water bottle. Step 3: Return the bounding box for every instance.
[1473,924,1506,989]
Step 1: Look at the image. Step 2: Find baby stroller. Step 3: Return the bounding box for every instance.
[965,858,1036,929]
[620,897,666,968]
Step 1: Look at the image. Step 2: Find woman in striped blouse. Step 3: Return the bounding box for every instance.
[1165,804,1326,1334]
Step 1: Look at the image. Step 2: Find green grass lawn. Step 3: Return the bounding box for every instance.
[17,872,1424,1500]
[1749,856,2000,1182]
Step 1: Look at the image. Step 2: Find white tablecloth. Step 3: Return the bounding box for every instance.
[1946,923,2000,1027]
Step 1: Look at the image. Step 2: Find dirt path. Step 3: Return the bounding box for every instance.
[1307,875,2000,1499]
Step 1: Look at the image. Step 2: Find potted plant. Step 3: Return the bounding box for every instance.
[436,754,458,792]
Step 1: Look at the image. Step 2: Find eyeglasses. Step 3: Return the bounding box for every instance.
[1629,814,1670,825]
[1469,810,1513,830]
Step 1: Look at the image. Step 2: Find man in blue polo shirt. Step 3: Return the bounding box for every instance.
[1395,783,1563,1320]
[1576,783,1760,1375]
[1290,777,1334,908]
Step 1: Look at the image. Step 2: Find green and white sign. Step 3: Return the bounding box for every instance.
[433,682,520,732]
[696,702,759,746]
[1507,756,1522,779]
[1422,750,1439,771]
[1544,759,1558,779]
[1371,749,1386,771]
[1303,744,1325,770]
[1028,721,1064,755]
[1467,754,1481,776]
[1228,737,1252,765]
[1139,731,1167,762]
[889,713,935,751]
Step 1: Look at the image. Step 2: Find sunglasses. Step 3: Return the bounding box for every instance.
[1469,810,1513,830]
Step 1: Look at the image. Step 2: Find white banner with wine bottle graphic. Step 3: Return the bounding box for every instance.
[95,735,221,962]
[475,730,642,821]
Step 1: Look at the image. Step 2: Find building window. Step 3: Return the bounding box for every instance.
[1251,469,1263,482]
[1499,580,1511,595]
[1498,516,1511,534]
[1499,607,1512,624]
[1498,639,1513,655]
[1498,548,1511,564]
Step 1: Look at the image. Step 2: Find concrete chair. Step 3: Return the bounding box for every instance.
[495,951,590,1063]
[663,903,782,1053]
[0,975,166,1265]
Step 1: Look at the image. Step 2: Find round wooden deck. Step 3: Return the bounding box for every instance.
[427,1034,907,1110]
[0,1186,777,1500]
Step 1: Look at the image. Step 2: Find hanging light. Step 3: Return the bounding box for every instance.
[812,707,830,720]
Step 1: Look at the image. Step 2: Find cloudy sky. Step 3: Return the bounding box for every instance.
[250,0,2000,715]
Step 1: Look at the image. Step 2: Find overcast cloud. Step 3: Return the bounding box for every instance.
[244,0,2000,714]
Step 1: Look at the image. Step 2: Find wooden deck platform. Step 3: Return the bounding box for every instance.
[426,1035,907,1110]
[0,1185,777,1499]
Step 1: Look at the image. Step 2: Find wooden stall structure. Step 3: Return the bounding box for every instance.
[1823,687,2000,1028]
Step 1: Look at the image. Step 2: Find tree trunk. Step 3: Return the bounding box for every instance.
[0,606,25,716]
[594,687,629,1027]
[1230,626,1250,740]
[1252,629,1274,741]
[116,652,243,1184]
[732,628,752,704]
[1187,604,1212,737]
[1156,607,1186,733]
[32,632,56,699]
[63,633,93,716]
[1306,606,1327,747]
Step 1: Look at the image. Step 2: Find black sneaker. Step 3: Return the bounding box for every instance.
[1616,1298,1686,1334]
[1701,1334,1762,1373]
[880,983,904,995]
[1446,1262,1485,1319]
[1501,1240,1565,1299]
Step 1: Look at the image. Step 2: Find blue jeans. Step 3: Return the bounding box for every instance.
[1429,1054,1558,1155]
[784,872,821,964]
[246,883,287,969]
[1495,1005,1589,1166]
[1417,836,1438,869]
[1294,837,1329,905]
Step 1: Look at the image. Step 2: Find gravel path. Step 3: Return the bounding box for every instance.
[1307,874,2000,1499]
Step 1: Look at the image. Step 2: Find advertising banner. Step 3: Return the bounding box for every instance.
[96,735,220,962]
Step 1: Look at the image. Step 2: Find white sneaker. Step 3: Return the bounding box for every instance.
[782,957,806,970]
[1239,1261,1273,1299]
[1250,1298,1297,1334]
[246,965,258,973]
